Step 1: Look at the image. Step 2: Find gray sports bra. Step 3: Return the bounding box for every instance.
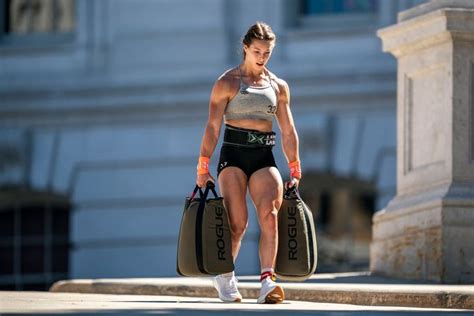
[224,68,278,122]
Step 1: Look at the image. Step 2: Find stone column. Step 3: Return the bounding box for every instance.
[371,0,474,283]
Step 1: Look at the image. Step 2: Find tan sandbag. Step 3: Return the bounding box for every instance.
[275,187,317,281]
[177,183,234,276]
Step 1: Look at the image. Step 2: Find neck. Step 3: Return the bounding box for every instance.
[240,63,265,79]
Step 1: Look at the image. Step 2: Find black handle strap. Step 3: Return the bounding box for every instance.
[189,185,204,201]
[284,185,302,200]
[206,181,219,198]
[195,181,215,274]
[190,181,220,202]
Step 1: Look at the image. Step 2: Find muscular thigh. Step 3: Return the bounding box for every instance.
[248,167,283,218]
[218,166,249,225]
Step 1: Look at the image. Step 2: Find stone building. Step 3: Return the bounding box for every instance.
[0,0,426,290]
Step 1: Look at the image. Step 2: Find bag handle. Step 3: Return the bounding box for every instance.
[284,185,302,200]
[190,181,218,200]
[189,185,204,201]
[206,181,219,198]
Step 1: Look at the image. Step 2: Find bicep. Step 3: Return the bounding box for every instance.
[207,80,229,129]
[275,81,295,134]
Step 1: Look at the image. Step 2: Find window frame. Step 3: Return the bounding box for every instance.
[292,0,379,34]
[301,0,378,16]
[299,12,377,32]
[0,189,70,291]
[0,0,77,50]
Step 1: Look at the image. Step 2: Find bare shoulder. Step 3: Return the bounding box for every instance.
[267,69,290,97]
[214,67,240,94]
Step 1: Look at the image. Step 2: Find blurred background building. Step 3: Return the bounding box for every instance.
[0,0,428,291]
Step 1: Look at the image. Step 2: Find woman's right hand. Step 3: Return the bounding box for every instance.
[196,173,215,188]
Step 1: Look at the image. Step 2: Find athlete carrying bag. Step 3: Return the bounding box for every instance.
[275,186,318,281]
[176,182,234,276]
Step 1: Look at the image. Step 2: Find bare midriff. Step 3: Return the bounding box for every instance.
[224,119,273,133]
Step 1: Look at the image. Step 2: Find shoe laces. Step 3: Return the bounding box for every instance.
[225,276,238,292]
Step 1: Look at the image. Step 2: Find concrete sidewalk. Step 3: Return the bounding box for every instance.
[50,272,474,310]
[4,291,474,315]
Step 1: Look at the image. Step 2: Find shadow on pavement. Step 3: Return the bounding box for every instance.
[2,308,472,316]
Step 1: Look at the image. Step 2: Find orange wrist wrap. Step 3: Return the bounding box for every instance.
[197,156,210,175]
[289,160,302,179]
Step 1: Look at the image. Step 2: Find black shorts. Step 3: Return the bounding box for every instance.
[217,125,278,179]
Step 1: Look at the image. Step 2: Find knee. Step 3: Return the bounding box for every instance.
[258,198,281,214]
[260,208,278,233]
[230,220,248,238]
[273,199,282,212]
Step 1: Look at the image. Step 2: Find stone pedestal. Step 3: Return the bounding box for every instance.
[372,0,474,283]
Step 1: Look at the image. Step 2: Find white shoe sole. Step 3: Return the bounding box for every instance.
[257,285,285,304]
[213,278,242,303]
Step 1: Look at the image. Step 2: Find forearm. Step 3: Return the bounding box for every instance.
[199,123,220,158]
[281,128,300,163]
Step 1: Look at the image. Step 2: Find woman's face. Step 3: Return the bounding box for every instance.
[244,39,274,69]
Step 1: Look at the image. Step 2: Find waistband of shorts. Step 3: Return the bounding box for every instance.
[223,124,276,148]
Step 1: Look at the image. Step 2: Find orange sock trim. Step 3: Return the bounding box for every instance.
[197,156,210,175]
[288,160,302,179]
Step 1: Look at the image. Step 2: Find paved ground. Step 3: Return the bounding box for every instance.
[49,272,474,310]
[1,291,474,315]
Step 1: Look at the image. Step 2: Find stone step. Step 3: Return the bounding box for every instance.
[50,272,474,310]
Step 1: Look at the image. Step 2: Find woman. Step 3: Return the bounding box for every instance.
[195,22,302,304]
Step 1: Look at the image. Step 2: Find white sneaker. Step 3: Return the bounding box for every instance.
[213,274,242,302]
[257,277,285,304]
